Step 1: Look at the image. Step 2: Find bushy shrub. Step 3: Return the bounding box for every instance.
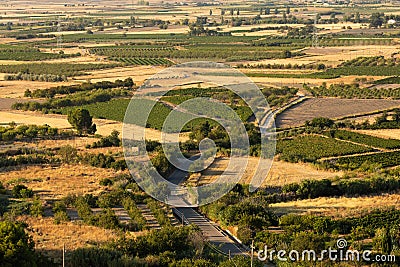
[12,184,34,198]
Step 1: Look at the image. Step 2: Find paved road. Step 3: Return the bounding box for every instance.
[175,207,246,255]
[167,155,247,256]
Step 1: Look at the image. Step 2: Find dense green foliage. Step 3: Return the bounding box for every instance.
[87,130,121,148]
[0,220,42,267]
[0,124,60,141]
[122,197,147,231]
[282,176,400,199]
[80,153,127,171]
[12,184,34,198]
[13,88,130,112]
[67,108,97,135]
[25,78,134,98]
[145,198,172,227]
[200,185,277,245]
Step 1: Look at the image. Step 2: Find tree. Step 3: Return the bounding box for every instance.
[67,108,96,135]
[283,50,292,58]
[30,196,44,217]
[370,12,384,28]
[286,6,290,14]
[265,8,270,15]
[0,220,37,266]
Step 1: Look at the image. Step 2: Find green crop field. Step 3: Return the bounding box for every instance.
[0,63,121,77]
[324,130,400,149]
[0,44,78,61]
[276,135,374,163]
[327,150,400,170]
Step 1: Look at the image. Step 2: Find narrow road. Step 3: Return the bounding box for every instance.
[174,207,246,255]
[167,155,247,256]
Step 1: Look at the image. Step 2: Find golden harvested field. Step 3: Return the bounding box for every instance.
[197,157,342,187]
[0,110,122,137]
[78,66,165,85]
[0,164,121,200]
[0,80,77,98]
[270,193,400,218]
[356,129,400,140]
[276,98,400,128]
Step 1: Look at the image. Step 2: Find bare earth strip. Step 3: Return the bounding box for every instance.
[270,193,400,218]
[276,98,400,128]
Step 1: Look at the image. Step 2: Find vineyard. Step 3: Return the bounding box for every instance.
[306,83,400,99]
[326,150,400,170]
[90,44,296,61]
[325,65,400,77]
[324,130,400,149]
[276,135,374,163]
[111,57,172,66]
[0,63,121,77]
[0,44,78,61]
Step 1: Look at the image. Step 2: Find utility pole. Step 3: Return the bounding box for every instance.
[62,243,65,267]
[312,13,319,48]
[57,15,62,49]
[250,240,254,267]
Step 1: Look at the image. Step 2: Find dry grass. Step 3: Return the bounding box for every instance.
[196,157,342,187]
[20,216,119,264]
[270,193,400,218]
[0,164,122,201]
[0,80,77,98]
[356,129,400,140]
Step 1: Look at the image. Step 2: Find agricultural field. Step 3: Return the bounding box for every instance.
[1,0,400,266]
[276,135,374,162]
[276,98,400,128]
